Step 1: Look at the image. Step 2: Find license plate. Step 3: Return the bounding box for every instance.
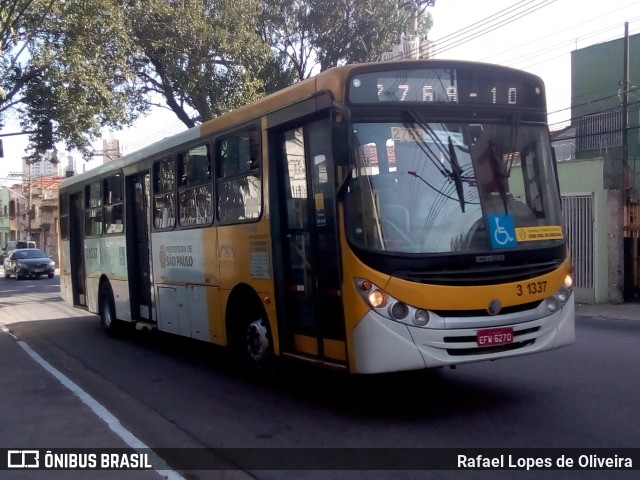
[477,327,514,347]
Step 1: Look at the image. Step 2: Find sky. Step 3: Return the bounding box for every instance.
[426,0,639,126]
[1,0,639,181]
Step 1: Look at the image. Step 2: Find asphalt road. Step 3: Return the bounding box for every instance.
[1,273,639,479]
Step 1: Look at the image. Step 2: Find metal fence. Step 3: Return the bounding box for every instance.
[562,194,595,303]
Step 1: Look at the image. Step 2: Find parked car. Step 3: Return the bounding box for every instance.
[0,240,37,265]
[3,248,55,280]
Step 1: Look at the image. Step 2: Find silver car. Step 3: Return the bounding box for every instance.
[4,248,55,280]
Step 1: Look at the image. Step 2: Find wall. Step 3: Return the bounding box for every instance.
[557,158,609,303]
[0,189,9,246]
[571,32,640,198]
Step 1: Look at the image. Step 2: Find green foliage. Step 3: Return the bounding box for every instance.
[308,0,410,72]
[0,0,432,164]
[128,0,272,124]
[258,0,420,79]
[2,0,145,162]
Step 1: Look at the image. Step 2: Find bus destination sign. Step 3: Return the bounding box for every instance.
[348,67,545,109]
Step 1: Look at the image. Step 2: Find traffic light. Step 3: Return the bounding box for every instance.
[0,139,3,157]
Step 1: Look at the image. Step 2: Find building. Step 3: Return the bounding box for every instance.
[555,30,640,303]
[0,177,62,264]
[0,187,10,247]
[24,157,63,179]
[5,184,29,244]
[23,177,62,263]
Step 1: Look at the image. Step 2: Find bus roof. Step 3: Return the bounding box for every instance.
[60,59,543,189]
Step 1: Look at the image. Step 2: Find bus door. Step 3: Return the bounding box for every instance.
[125,172,154,322]
[272,117,346,363]
[69,192,86,307]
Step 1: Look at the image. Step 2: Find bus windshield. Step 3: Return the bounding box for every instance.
[344,119,563,254]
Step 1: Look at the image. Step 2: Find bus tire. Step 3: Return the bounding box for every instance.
[227,289,274,374]
[99,282,121,335]
[245,318,272,372]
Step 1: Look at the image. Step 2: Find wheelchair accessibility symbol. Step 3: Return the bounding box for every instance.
[488,214,517,249]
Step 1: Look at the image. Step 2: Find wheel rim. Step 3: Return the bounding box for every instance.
[246,319,270,363]
[102,292,113,328]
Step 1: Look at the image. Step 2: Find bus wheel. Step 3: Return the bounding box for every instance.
[241,318,273,374]
[99,283,120,335]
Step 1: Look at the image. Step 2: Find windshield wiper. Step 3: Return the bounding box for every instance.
[404,109,467,213]
[448,136,466,213]
[402,110,450,179]
[487,141,509,214]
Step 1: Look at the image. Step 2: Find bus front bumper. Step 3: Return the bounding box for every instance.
[351,293,575,374]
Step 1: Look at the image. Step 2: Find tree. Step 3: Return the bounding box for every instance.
[308,0,411,73]
[1,0,433,163]
[127,0,277,128]
[1,0,146,162]
[258,0,434,80]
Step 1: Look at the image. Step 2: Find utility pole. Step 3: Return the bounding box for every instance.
[380,1,435,61]
[620,22,630,301]
[410,1,419,36]
[609,23,629,304]
[622,22,629,177]
[26,165,32,241]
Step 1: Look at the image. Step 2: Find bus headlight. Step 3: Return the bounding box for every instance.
[368,290,387,308]
[564,274,573,289]
[557,287,569,305]
[547,296,559,312]
[414,309,430,326]
[389,302,408,320]
[354,278,431,328]
[545,282,573,314]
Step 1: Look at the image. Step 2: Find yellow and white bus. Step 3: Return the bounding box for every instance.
[58,60,575,374]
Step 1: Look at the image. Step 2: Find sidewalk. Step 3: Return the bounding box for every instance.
[0,324,175,479]
[575,302,640,322]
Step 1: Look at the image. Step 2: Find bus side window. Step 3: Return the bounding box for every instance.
[178,144,213,227]
[103,173,124,234]
[216,127,262,223]
[85,181,103,236]
[153,156,176,230]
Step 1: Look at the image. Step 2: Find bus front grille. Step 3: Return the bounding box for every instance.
[446,339,535,356]
[395,260,561,286]
[432,301,543,318]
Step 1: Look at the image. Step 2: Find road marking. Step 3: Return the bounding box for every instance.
[15,338,186,480]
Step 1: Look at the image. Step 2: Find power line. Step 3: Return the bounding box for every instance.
[430,0,539,46]
[514,18,640,71]
[430,0,558,58]
[382,0,557,63]
[548,98,640,131]
[477,0,639,65]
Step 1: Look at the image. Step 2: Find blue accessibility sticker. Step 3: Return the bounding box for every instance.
[488,214,517,249]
